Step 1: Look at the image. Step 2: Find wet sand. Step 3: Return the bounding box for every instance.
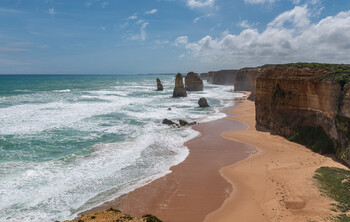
[88,103,256,222]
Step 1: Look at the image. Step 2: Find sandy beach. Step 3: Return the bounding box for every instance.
[205,92,347,222]
[88,102,256,222]
[84,92,348,222]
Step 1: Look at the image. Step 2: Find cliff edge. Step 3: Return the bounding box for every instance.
[255,63,350,164]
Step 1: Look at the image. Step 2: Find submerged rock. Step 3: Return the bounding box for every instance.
[185,72,204,91]
[156,78,163,91]
[198,97,210,107]
[173,73,187,97]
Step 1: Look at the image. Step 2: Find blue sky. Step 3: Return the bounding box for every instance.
[0,0,349,74]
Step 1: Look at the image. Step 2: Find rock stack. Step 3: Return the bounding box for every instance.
[156,78,163,91]
[185,72,204,91]
[173,73,187,97]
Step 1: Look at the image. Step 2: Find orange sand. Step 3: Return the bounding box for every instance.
[86,92,347,222]
[205,93,347,222]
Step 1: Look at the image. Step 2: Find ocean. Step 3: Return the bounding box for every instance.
[0,74,243,221]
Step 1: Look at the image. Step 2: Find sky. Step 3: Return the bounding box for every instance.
[0,0,350,74]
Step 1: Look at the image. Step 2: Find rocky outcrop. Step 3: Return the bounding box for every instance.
[255,63,350,164]
[66,208,161,222]
[234,67,267,101]
[207,70,238,85]
[156,78,163,91]
[162,118,196,127]
[173,73,187,97]
[185,72,204,91]
[199,73,208,80]
[198,97,210,107]
[162,118,177,126]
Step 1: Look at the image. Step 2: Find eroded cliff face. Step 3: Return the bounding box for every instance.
[185,72,204,91]
[234,67,266,101]
[255,64,350,164]
[199,73,208,81]
[207,70,237,85]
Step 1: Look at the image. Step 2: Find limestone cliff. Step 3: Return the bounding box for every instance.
[185,72,204,91]
[207,70,238,85]
[255,63,350,164]
[234,67,267,101]
[199,73,208,81]
[173,73,187,97]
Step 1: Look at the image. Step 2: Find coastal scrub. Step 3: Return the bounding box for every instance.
[314,167,350,221]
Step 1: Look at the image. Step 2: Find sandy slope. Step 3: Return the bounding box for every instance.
[205,93,347,222]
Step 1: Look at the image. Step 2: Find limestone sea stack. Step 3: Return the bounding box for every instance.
[198,97,210,107]
[156,78,163,91]
[185,72,204,91]
[173,73,187,97]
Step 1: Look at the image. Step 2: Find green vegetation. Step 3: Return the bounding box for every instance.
[263,62,350,84]
[272,84,286,100]
[314,167,350,221]
[142,214,163,222]
[106,208,121,213]
[121,214,133,220]
[289,63,350,84]
[289,126,334,154]
[336,115,350,139]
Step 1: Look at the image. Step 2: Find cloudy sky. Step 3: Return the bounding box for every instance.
[0,0,349,74]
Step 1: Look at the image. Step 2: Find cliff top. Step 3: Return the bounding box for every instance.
[261,63,350,84]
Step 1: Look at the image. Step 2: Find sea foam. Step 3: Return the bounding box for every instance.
[0,75,243,221]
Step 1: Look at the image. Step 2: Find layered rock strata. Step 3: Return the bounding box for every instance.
[185,72,204,91]
[173,73,187,97]
[234,67,267,101]
[255,63,350,164]
[207,70,238,85]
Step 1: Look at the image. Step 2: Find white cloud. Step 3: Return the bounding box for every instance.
[193,13,214,23]
[244,0,277,4]
[128,15,138,20]
[187,0,215,8]
[128,22,149,41]
[238,20,259,29]
[174,6,350,68]
[48,8,56,15]
[175,36,189,46]
[145,9,158,15]
[268,5,310,28]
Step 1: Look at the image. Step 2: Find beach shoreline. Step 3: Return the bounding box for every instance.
[84,95,256,222]
[75,91,348,222]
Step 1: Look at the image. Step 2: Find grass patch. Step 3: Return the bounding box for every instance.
[289,126,334,154]
[262,63,350,84]
[314,167,350,221]
[142,214,163,222]
[106,208,121,213]
[121,214,133,220]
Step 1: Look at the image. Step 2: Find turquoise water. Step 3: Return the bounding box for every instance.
[0,74,242,221]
